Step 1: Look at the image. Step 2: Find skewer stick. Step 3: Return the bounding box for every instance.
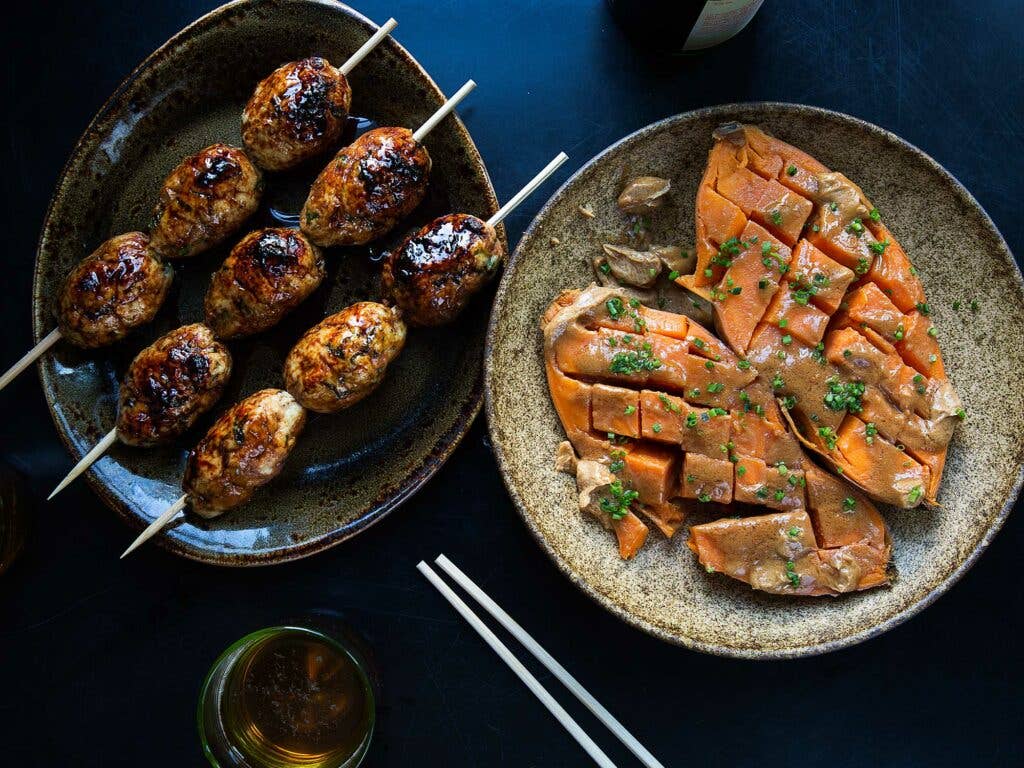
[3,24,397,400]
[487,152,569,227]
[417,562,617,768]
[120,494,188,559]
[411,80,476,143]
[48,428,118,500]
[338,17,398,76]
[0,328,62,392]
[435,554,665,768]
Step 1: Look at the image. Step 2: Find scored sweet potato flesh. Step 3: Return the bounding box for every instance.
[682,123,962,506]
[542,285,890,596]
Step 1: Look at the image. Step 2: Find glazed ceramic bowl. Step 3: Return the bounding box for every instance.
[485,103,1023,658]
[33,0,504,564]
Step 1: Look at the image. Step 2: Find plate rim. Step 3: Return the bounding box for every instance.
[483,101,1023,658]
[32,0,503,566]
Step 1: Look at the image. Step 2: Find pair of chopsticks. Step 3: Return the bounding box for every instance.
[418,555,664,768]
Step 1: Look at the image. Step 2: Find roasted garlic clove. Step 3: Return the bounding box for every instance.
[616,176,671,215]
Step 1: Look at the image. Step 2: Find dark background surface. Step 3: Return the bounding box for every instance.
[2,1,1022,765]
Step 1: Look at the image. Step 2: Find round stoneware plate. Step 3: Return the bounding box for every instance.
[485,103,1023,658]
[33,0,504,565]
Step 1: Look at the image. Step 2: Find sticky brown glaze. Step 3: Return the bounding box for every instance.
[57,232,173,348]
[116,324,232,447]
[300,127,431,247]
[283,302,406,413]
[183,389,305,517]
[149,144,263,259]
[382,213,504,326]
[242,57,352,172]
[204,228,325,339]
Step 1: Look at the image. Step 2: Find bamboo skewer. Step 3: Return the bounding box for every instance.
[115,82,557,561]
[417,561,618,768]
[0,328,61,393]
[46,30,405,493]
[48,428,118,500]
[4,23,400,399]
[120,494,188,559]
[338,17,397,76]
[434,554,665,768]
[412,80,476,143]
[487,152,568,227]
[113,152,570,553]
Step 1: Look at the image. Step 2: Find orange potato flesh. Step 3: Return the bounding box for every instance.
[542,287,891,594]
[763,283,831,346]
[749,182,814,246]
[896,310,943,378]
[732,456,806,512]
[803,465,887,551]
[680,453,734,504]
[639,390,686,444]
[688,506,889,596]
[591,383,640,438]
[711,222,792,354]
[788,239,854,315]
[834,415,930,508]
[843,282,905,341]
[612,512,649,560]
[695,124,960,507]
[620,442,680,506]
[864,229,926,313]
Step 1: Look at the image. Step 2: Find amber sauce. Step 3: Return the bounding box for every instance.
[220,630,373,767]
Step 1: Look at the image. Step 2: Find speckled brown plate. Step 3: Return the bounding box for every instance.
[485,103,1023,658]
[33,0,505,565]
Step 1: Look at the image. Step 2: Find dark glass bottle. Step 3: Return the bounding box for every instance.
[607,0,765,55]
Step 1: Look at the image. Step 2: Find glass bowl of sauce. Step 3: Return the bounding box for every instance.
[198,625,375,768]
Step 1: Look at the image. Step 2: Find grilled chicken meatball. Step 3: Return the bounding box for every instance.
[242,57,352,172]
[116,324,232,447]
[283,302,406,413]
[300,127,431,247]
[204,228,325,339]
[149,144,263,259]
[183,388,306,517]
[57,232,173,348]
[382,213,504,326]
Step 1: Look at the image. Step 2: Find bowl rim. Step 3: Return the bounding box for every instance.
[32,0,504,566]
[483,101,1023,659]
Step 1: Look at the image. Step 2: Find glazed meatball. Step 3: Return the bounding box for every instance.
[382,213,504,326]
[283,302,406,413]
[57,232,173,348]
[300,127,431,247]
[242,57,352,172]
[183,388,306,517]
[204,228,325,339]
[117,324,232,447]
[149,144,263,259]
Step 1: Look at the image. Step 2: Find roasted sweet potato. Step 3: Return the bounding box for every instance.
[543,286,890,595]
[683,123,962,506]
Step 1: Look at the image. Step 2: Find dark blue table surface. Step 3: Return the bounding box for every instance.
[2,1,1022,765]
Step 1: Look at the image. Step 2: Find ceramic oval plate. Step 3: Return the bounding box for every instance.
[485,103,1023,658]
[33,0,504,565]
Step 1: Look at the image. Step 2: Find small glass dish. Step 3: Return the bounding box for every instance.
[198,624,375,768]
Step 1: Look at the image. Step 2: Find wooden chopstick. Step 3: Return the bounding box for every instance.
[434,555,665,768]
[417,562,618,768]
